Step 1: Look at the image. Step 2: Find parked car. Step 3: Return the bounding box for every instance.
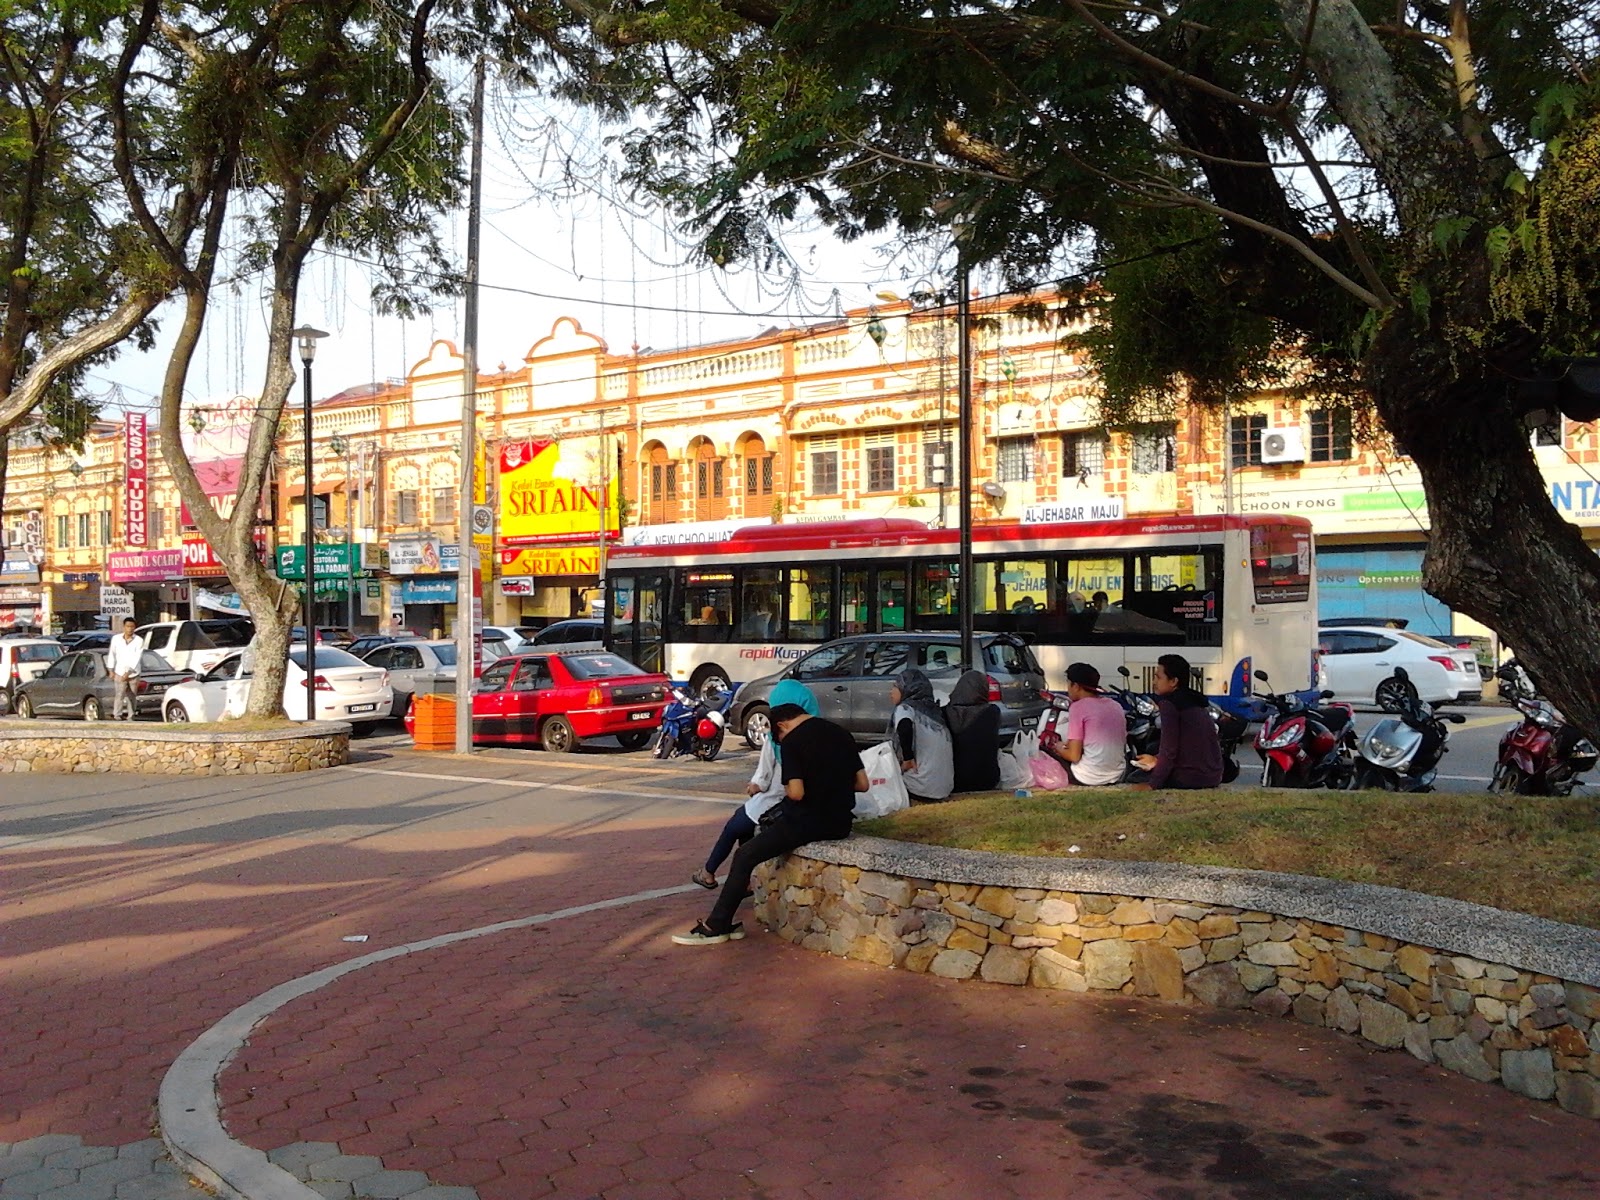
[1,638,65,713]
[57,630,112,651]
[14,648,192,720]
[526,619,604,649]
[728,632,1048,749]
[160,645,391,733]
[290,626,352,647]
[480,625,531,650]
[411,649,669,752]
[137,619,254,674]
[346,631,423,658]
[360,639,459,717]
[1317,624,1482,707]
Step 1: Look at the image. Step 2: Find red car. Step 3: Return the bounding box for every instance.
[409,650,670,752]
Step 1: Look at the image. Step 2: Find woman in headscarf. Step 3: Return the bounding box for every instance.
[692,679,818,889]
[944,669,1001,792]
[889,666,955,803]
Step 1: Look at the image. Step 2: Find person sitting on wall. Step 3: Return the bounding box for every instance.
[1044,662,1126,786]
[943,670,1001,792]
[1126,653,1224,790]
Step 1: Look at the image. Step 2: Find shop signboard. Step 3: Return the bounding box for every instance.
[99,584,134,622]
[0,584,40,606]
[275,544,359,580]
[499,546,602,577]
[387,533,444,575]
[0,559,40,585]
[1548,472,1600,524]
[182,528,268,577]
[1192,479,1430,534]
[498,437,619,546]
[22,509,44,565]
[361,579,382,618]
[471,504,494,560]
[125,411,148,546]
[196,589,249,614]
[108,548,184,584]
[401,577,457,604]
[619,518,770,547]
[1021,497,1125,524]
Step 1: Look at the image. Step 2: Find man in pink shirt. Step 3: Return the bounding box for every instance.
[1052,662,1127,786]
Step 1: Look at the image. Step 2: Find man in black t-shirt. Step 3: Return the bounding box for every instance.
[674,704,866,946]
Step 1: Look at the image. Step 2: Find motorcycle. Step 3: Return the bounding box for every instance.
[1211,704,1249,785]
[1494,659,1537,708]
[1350,667,1465,791]
[1250,670,1356,788]
[1490,695,1599,796]
[655,683,735,761]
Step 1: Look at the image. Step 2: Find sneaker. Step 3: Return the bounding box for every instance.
[671,921,746,946]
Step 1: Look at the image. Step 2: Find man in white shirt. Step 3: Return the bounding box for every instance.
[107,618,144,721]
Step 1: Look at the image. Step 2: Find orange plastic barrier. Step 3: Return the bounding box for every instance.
[411,693,458,752]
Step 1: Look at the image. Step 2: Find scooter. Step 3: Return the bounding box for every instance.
[1251,670,1356,788]
[655,683,735,761]
[1490,695,1599,796]
[1211,705,1249,785]
[1107,666,1161,762]
[1350,667,1465,791]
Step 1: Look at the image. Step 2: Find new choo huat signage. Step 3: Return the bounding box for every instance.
[498,437,619,545]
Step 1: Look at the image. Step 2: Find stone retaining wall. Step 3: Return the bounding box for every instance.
[0,721,350,775]
[756,837,1600,1119]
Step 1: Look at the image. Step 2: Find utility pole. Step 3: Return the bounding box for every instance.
[453,54,485,755]
[957,267,974,673]
[597,407,609,615]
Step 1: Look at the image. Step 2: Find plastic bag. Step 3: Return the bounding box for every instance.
[998,740,1032,791]
[1029,751,1072,791]
[856,741,911,817]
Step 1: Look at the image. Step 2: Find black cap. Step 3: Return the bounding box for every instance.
[1065,662,1101,689]
[770,703,808,723]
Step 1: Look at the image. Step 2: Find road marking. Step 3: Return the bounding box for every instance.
[339,764,743,806]
[1456,712,1519,730]
[160,881,701,1200]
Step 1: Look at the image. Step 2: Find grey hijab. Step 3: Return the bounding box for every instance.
[889,666,943,728]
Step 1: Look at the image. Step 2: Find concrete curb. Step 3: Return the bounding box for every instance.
[801,836,1600,988]
[0,720,353,744]
[158,884,697,1200]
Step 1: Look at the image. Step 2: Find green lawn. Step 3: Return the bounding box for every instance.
[855,788,1600,929]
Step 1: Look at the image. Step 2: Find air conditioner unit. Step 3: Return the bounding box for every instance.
[1260,427,1306,465]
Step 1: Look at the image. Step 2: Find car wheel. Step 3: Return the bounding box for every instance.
[742,704,772,749]
[350,721,377,739]
[165,702,190,723]
[1374,677,1413,713]
[541,715,577,753]
[689,665,731,700]
[82,696,102,721]
[616,730,651,751]
[15,694,34,719]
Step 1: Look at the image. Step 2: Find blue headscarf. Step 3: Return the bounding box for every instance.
[768,679,819,763]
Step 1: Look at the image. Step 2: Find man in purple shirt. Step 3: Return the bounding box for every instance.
[1128,654,1224,790]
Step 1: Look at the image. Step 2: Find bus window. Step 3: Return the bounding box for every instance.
[785,567,832,642]
[739,567,781,639]
[875,566,908,631]
[997,559,1049,614]
[671,570,734,643]
[1113,549,1223,645]
[1251,524,1313,603]
[913,560,959,627]
[1060,555,1124,612]
[841,568,870,635]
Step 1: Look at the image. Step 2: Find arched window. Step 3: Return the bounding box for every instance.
[690,437,727,521]
[644,442,674,525]
[739,433,775,516]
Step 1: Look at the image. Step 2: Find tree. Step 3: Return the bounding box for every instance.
[599,0,1600,734]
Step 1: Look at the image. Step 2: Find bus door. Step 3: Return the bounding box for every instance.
[871,565,909,632]
[625,572,667,675]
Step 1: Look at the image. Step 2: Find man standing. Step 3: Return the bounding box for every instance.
[674,701,866,946]
[107,618,144,722]
[1047,662,1127,785]
[1128,653,1224,790]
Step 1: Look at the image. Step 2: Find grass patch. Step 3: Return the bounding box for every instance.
[855,788,1600,929]
[209,715,304,733]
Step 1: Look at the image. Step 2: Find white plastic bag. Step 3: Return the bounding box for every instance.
[855,742,911,817]
[998,741,1032,791]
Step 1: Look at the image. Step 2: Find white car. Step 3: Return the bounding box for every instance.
[137,619,253,675]
[2,637,64,710]
[360,639,458,717]
[1318,625,1482,707]
[161,645,391,734]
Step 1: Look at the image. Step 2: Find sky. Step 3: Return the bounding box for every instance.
[90,85,953,418]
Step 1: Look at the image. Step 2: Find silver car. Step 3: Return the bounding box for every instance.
[728,632,1047,748]
[360,639,459,717]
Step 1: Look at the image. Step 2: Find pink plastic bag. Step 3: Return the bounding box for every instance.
[1029,752,1072,790]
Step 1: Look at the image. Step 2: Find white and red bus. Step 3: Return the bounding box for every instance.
[604,514,1317,714]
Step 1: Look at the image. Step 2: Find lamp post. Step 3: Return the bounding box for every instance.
[956,267,974,673]
[293,324,328,721]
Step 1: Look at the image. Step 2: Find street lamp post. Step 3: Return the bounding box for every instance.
[956,267,974,673]
[293,324,328,721]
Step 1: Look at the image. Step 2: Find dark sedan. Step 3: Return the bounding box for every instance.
[14,649,193,720]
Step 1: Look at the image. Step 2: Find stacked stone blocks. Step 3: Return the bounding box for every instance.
[0,723,350,774]
[757,852,1600,1120]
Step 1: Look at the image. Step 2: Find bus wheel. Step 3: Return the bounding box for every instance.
[689,665,731,700]
[742,705,771,749]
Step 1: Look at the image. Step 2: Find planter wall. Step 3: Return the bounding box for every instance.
[0,721,350,775]
[756,837,1600,1119]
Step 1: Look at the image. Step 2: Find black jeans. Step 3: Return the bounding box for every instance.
[706,810,849,932]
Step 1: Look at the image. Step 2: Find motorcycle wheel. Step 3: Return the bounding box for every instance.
[653,729,673,759]
[1221,757,1240,784]
[697,727,726,762]
[1326,761,1354,791]
[1488,762,1529,795]
[1263,761,1290,788]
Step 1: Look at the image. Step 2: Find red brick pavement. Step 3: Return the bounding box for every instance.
[6,784,1600,1199]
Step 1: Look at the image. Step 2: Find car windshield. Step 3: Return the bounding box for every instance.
[431,644,458,666]
[559,652,646,680]
[288,647,366,669]
[203,621,255,647]
[15,644,61,662]
[1396,631,1451,649]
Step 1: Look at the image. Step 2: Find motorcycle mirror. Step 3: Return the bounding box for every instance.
[1448,713,1466,724]
[1117,665,1131,678]
[1393,666,1409,681]
[1253,670,1270,683]
[1319,690,1336,699]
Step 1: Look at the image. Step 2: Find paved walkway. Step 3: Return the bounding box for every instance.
[4,752,1600,1199]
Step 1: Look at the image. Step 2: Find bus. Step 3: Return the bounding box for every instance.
[604,514,1317,716]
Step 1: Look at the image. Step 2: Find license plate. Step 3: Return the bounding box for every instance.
[348,703,377,714]
[628,710,653,721]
